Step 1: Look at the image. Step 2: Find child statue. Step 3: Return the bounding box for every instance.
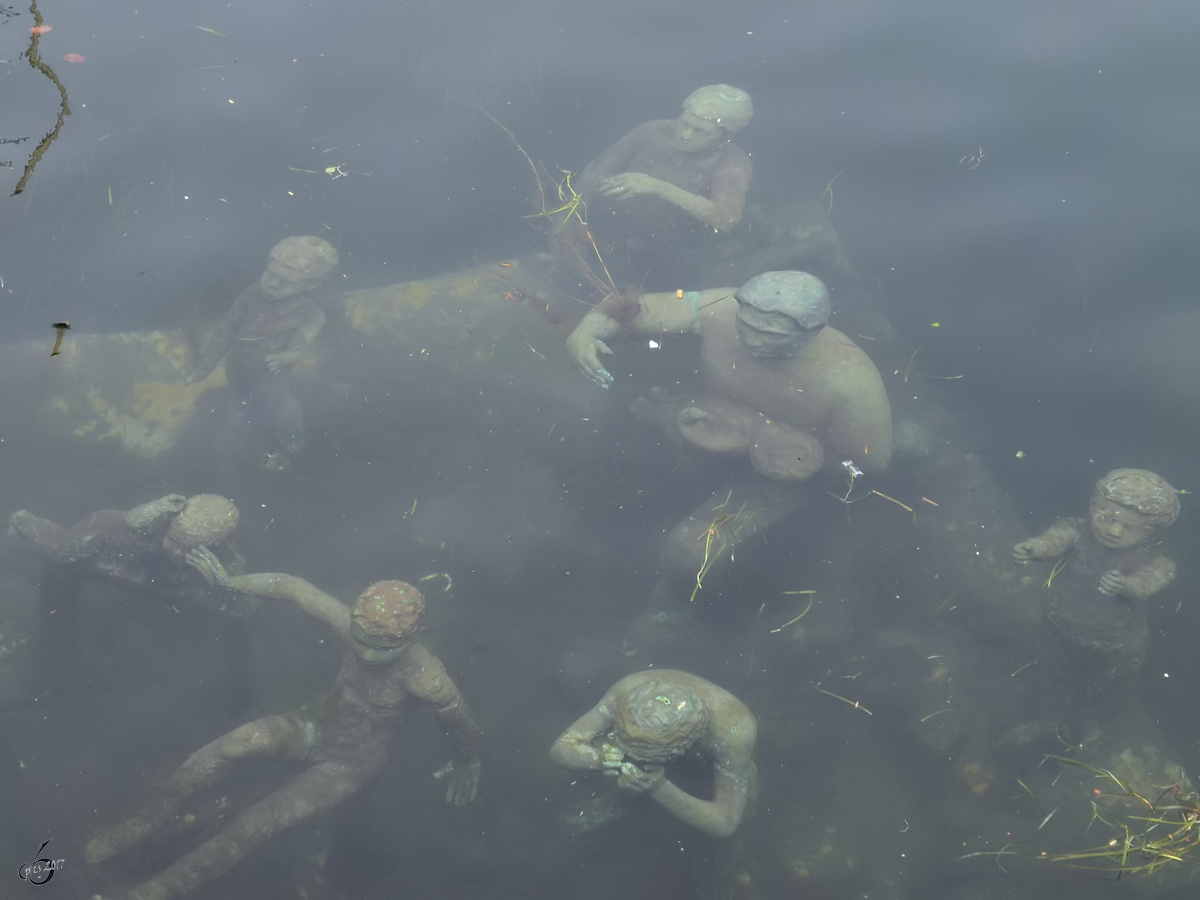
[1012,468,1179,699]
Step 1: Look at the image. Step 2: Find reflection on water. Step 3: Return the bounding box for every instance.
[2,1,1199,899]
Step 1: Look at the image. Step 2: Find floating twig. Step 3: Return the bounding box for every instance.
[770,591,815,633]
[903,347,921,383]
[688,501,752,603]
[870,489,915,522]
[934,591,958,614]
[1016,778,1045,816]
[816,687,872,716]
[1045,553,1073,588]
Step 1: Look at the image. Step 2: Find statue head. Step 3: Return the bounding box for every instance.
[260,236,339,301]
[671,85,753,152]
[1088,469,1179,549]
[733,270,830,358]
[612,679,709,764]
[162,494,239,561]
[350,580,426,664]
[683,85,753,131]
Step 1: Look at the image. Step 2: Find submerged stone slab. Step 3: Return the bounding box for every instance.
[10,257,584,459]
[16,329,225,458]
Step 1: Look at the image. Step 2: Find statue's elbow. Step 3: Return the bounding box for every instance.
[716,212,741,233]
[702,814,740,838]
[548,743,568,767]
[549,738,581,769]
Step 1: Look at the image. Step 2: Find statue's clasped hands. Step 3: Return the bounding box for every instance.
[599,741,664,794]
[614,761,665,794]
[599,741,625,771]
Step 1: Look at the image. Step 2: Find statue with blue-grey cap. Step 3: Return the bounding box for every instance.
[566,271,892,650]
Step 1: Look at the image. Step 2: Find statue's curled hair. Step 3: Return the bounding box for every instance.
[614,679,708,760]
[1094,469,1179,529]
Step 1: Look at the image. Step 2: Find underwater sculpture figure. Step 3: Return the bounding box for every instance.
[85,548,481,900]
[566,270,892,648]
[1012,468,1179,702]
[572,85,753,289]
[551,669,756,837]
[189,235,338,469]
[7,493,251,617]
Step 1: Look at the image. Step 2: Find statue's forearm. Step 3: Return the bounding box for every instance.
[195,289,252,376]
[1036,519,1082,556]
[223,572,292,596]
[220,572,349,634]
[436,691,483,762]
[284,311,325,356]
[550,731,606,770]
[1124,556,1175,601]
[652,180,720,227]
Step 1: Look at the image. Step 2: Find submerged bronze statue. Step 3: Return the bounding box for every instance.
[86,549,482,900]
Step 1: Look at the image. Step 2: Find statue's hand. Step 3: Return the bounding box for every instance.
[433,758,481,806]
[1098,569,1128,596]
[598,741,626,774]
[264,351,298,374]
[1012,538,1047,564]
[566,328,614,388]
[185,546,231,588]
[599,172,656,200]
[7,510,33,539]
[615,761,665,795]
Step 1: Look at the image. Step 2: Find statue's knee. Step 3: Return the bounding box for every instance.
[663,519,707,575]
[218,718,287,756]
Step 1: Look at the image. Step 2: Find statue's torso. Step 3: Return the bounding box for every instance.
[700,302,838,432]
